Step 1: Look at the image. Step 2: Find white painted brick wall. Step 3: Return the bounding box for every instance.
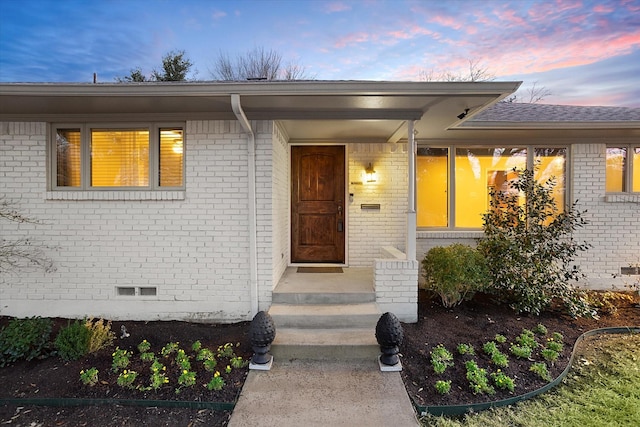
[374,247,418,322]
[571,143,640,289]
[348,143,408,266]
[0,120,277,322]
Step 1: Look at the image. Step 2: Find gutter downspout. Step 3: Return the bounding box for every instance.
[406,120,417,261]
[231,94,259,317]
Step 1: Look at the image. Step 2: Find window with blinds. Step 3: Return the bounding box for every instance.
[52,123,184,190]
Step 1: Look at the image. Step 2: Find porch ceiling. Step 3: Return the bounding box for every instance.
[0,80,521,141]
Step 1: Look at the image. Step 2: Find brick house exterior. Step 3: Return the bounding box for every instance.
[1,82,638,323]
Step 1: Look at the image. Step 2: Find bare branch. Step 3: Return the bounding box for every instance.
[419,59,494,82]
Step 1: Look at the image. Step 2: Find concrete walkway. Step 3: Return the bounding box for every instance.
[228,359,420,427]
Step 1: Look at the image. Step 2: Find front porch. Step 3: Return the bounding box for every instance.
[267,260,417,360]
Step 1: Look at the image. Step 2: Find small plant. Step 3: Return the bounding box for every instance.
[203,358,218,372]
[465,360,495,395]
[225,365,232,374]
[533,324,548,336]
[457,343,475,356]
[177,369,196,391]
[161,342,180,357]
[191,340,202,352]
[149,359,168,391]
[491,370,515,392]
[85,318,115,354]
[491,351,509,368]
[206,371,225,391]
[434,380,452,395]
[197,348,215,361]
[137,339,151,353]
[430,344,454,374]
[112,347,131,372]
[230,356,247,368]
[551,332,564,343]
[515,329,539,349]
[510,344,532,359]
[0,317,54,367]
[54,319,91,361]
[79,367,99,386]
[482,341,498,355]
[175,348,191,371]
[546,339,563,353]
[116,369,138,388]
[530,362,552,381]
[541,348,559,364]
[494,334,507,344]
[483,341,508,367]
[421,244,489,308]
[217,343,235,358]
[140,352,155,362]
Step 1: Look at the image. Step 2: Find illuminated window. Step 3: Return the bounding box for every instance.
[52,124,184,190]
[417,146,567,229]
[606,146,639,193]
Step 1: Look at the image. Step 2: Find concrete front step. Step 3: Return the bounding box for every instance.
[268,303,381,329]
[272,290,375,305]
[272,328,380,361]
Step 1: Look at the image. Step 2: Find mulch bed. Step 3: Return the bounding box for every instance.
[1,291,639,426]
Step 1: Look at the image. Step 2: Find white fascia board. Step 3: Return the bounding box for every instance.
[0,80,522,97]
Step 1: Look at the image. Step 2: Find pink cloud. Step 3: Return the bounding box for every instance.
[593,4,614,13]
[428,14,464,30]
[323,2,351,13]
[334,32,370,48]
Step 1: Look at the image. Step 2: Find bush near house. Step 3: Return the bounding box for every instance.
[422,244,490,308]
[477,168,593,317]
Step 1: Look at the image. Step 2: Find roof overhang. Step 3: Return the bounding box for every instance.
[0,80,521,142]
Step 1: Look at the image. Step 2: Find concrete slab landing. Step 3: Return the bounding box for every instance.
[228,359,420,427]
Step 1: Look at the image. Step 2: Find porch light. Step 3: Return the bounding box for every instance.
[365,163,377,183]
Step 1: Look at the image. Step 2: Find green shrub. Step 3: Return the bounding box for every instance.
[0,317,54,367]
[422,244,489,308]
[477,168,594,317]
[55,319,91,361]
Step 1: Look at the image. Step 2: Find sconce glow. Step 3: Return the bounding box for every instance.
[365,163,377,183]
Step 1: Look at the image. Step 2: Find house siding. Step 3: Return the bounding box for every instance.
[571,143,640,289]
[348,143,409,266]
[0,120,279,322]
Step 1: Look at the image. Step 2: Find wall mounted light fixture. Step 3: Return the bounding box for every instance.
[365,163,377,183]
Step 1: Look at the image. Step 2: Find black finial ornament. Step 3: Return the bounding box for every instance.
[375,312,404,370]
[249,311,276,370]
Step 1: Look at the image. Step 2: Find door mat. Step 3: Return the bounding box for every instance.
[297,267,344,273]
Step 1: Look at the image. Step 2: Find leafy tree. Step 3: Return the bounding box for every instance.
[211,46,313,81]
[116,50,194,82]
[477,168,593,317]
[1,198,54,274]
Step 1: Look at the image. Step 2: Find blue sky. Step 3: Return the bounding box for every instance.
[1,0,639,107]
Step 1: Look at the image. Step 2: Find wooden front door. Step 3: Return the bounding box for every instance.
[291,145,345,263]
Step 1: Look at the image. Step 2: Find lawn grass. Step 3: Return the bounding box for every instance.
[420,333,640,427]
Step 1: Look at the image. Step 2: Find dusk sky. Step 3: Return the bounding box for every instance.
[1,0,639,107]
